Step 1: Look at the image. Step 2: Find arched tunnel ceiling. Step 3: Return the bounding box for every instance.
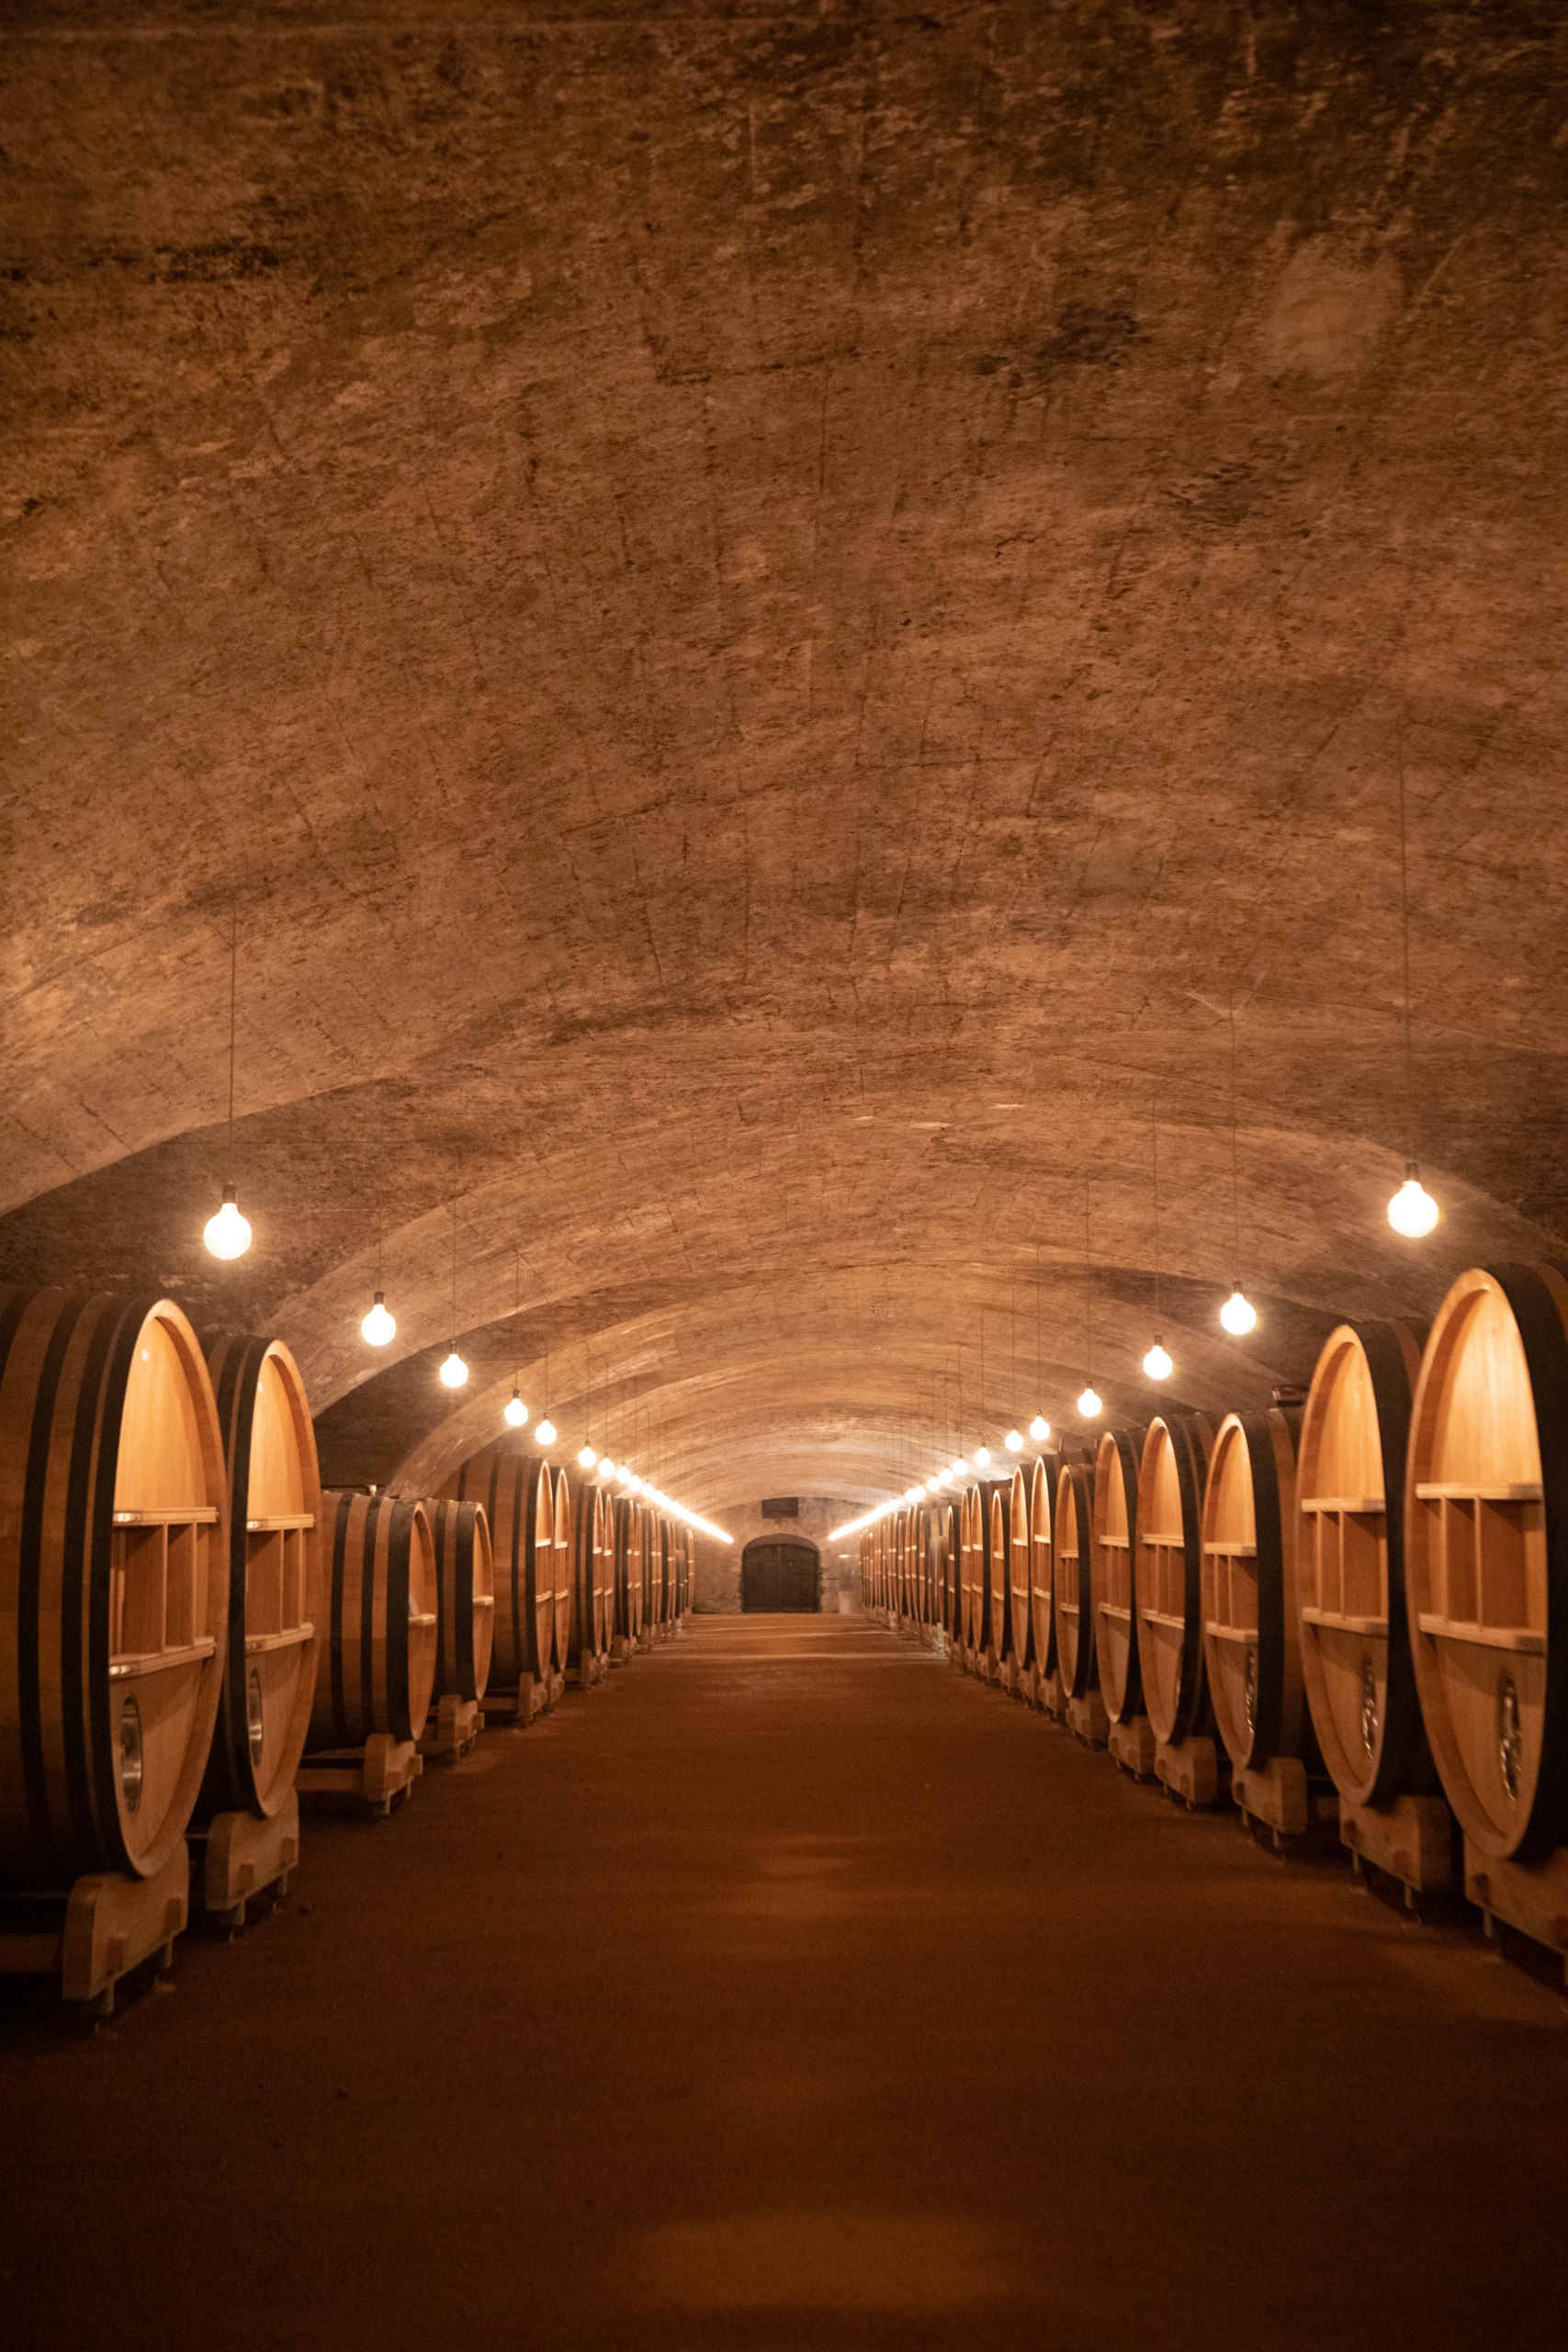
[4,1,1565,1520]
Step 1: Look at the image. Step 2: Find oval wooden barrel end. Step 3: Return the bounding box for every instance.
[197,1331,322,1825]
[310,1490,438,1752]
[0,1289,227,1889]
[1091,1429,1141,1724]
[1404,1264,1568,1862]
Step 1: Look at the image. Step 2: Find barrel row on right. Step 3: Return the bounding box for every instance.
[863,1261,1568,1979]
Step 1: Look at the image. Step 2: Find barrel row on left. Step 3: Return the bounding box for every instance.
[0,1291,693,2016]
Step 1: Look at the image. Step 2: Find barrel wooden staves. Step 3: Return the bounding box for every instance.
[1055,1454,1107,1745]
[1404,1264,1568,1970]
[1029,1456,1060,1712]
[0,1290,227,1905]
[1090,1427,1152,1776]
[1297,1321,1450,1897]
[445,1445,555,1705]
[550,1470,574,1676]
[184,1333,320,1925]
[1006,1467,1032,1684]
[569,1482,605,1681]
[197,1333,321,1827]
[1201,1408,1321,1842]
[960,1485,985,1661]
[427,1497,494,1741]
[1136,1413,1217,1803]
[308,1493,438,1791]
[987,1482,1012,1672]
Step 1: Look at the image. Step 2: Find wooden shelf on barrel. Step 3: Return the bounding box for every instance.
[1134,1413,1219,1806]
[0,1291,229,2012]
[1402,1266,1565,1977]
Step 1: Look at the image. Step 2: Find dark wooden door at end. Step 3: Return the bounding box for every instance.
[741,1541,820,1612]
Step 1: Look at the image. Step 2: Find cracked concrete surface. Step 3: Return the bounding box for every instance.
[2,2,1564,1521]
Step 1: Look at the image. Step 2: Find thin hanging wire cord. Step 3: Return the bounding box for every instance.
[226,902,238,1184]
[450,1185,457,1341]
[1397,720,1416,1163]
[1152,1093,1162,1328]
[1229,1002,1242,1279]
[1084,1179,1093,1385]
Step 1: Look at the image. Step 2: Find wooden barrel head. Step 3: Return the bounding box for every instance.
[199,1333,321,1824]
[1090,1429,1142,1725]
[310,1491,438,1749]
[550,1471,574,1669]
[1029,1456,1056,1676]
[1297,1320,1427,1809]
[987,1486,1010,1657]
[1404,1264,1568,1860]
[1135,1414,1213,1748]
[1054,1458,1097,1699]
[429,1497,495,1705]
[0,1293,229,1889]
[446,1446,555,1690]
[960,1486,982,1652]
[1007,1468,1032,1667]
[1200,1409,1305,1775]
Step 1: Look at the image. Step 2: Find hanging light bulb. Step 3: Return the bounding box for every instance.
[361,1290,396,1347]
[937,1467,953,1488]
[504,1390,528,1429]
[1029,1414,1050,1442]
[952,1457,968,1477]
[1143,1338,1173,1381]
[1077,1384,1102,1418]
[1220,1285,1258,1336]
[618,1464,635,1486]
[1004,1429,1023,1452]
[599,1456,616,1480]
[1388,1163,1439,1238]
[627,1472,642,1491]
[439,1346,468,1389]
[536,1415,557,1445]
[205,1187,253,1261]
[578,1443,597,1470]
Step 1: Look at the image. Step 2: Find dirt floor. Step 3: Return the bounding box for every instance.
[3,1617,1565,2351]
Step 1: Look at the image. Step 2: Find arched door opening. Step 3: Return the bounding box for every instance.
[740,1538,821,1613]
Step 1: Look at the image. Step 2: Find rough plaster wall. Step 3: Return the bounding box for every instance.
[2,3,1565,1518]
[693,1497,864,1614]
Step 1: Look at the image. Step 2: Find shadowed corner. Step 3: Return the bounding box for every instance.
[630,2211,1025,2316]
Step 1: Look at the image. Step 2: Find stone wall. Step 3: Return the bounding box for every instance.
[693,1497,864,1614]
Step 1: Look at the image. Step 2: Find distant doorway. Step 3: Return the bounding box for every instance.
[740,1538,821,1612]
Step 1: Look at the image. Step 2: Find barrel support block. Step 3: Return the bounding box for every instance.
[1340,1793,1456,1898]
[1465,1839,1568,1984]
[194,1792,300,1928]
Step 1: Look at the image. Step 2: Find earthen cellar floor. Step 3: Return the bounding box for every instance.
[3,1616,1565,2351]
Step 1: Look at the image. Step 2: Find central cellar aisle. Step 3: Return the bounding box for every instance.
[2,1617,1563,2351]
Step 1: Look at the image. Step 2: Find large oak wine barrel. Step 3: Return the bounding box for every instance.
[570,1482,605,1670]
[1006,1467,1032,1668]
[1090,1429,1143,1727]
[1054,1455,1098,1700]
[621,1499,645,1641]
[551,1472,574,1669]
[1200,1408,1311,1778]
[987,1483,1013,1659]
[1404,1264,1568,1861]
[1298,1321,1430,1809]
[960,1485,983,1653]
[0,1290,227,1889]
[428,1498,494,1706]
[444,1446,555,1689]
[309,1492,438,1750]
[197,1332,321,1824]
[1135,1414,1215,1748]
[1028,1454,1058,1679]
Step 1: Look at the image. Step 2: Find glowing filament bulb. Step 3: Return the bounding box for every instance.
[361,1291,395,1347]
[439,1347,468,1389]
[204,1189,252,1261]
[598,1456,616,1480]
[1220,1286,1258,1336]
[1004,1429,1023,1452]
[578,1443,597,1470]
[1388,1164,1439,1238]
[536,1416,557,1446]
[1143,1339,1173,1381]
[974,1445,991,1469]
[1029,1415,1050,1442]
[504,1391,528,1428]
[1077,1385,1102,1418]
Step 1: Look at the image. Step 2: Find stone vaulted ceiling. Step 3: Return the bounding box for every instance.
[3,0,1565,1519]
